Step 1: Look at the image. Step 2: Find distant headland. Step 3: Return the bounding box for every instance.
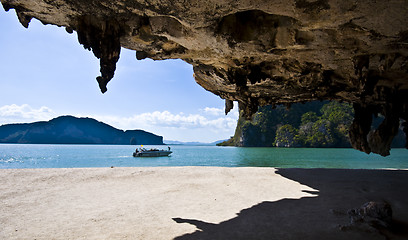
[0,115,163,145]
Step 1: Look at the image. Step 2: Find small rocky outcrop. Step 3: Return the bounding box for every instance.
[2,0,408,155]
[348,201,393,228]
[340,201,395,238]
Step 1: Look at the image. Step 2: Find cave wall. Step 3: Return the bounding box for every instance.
[2,0,408,155]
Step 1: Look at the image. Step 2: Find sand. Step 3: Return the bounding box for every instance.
[1,167,408,239]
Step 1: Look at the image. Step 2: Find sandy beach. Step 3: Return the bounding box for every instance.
[1,167,408,239]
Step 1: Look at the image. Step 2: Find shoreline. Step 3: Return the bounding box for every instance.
[2,166,408,171]
[1,167,408,239]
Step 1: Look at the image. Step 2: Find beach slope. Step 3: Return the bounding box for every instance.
[1,167,407,239]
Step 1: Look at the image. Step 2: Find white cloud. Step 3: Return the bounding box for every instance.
[203,107,224,116]
[0,104,55,124]
[92,110,237,132]
[89,108,239,142]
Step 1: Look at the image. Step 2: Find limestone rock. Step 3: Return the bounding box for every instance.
[2,0,408,155]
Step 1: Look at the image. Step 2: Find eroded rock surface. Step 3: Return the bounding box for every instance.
[2,0,408,155]
[343,201,393,235]
[351,201,393,225]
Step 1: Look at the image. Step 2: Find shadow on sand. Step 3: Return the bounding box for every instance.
[173,169,408,240]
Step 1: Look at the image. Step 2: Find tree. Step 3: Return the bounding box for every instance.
[218,101,362,148]
[301,112,319,125]
[309,120,336,147]
[275,124,299,147]
[320,102,353,125]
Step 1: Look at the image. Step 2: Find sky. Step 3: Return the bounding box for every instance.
[0,9,239,143]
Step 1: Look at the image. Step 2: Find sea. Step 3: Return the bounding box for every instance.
[0,144,407,169]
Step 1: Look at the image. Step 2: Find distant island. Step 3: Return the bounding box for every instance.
[0,115,163,145]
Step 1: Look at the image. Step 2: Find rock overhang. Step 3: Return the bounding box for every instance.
[1,0,407,156]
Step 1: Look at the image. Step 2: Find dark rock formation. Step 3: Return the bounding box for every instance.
[2,0,408,155]
[75,16,123,93]
[0,116,163,145]
[348,201,393,228]
[344,201,394,237]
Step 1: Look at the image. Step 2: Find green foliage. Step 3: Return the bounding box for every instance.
[301,112,318,125]
[218,101,358,148]
[298,102,353,148]
[320,101,353,125]
[216,137,234,146]
[228,101,328,147]
[274,124,300,147]
[218,100,405,148]
[302,119,336,147]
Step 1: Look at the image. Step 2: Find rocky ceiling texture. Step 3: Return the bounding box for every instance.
[2,0,408,156]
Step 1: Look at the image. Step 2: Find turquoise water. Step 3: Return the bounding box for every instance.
[0,144,407,169]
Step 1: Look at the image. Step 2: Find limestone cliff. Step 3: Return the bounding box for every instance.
[1,0,408,155]
[219,102,406,148]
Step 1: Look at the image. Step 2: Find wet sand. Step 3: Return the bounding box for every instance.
[1,167,407,239]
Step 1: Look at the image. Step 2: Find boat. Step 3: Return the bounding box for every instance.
[133,147,172,157]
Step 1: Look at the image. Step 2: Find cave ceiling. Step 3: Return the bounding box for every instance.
[1,0,408,156]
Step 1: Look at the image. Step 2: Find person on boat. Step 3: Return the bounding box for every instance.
[168,146,171,151]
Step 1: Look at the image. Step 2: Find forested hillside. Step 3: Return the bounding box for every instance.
[218,101,406,148]
[0,116,163,145]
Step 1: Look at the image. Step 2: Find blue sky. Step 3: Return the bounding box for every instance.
[0,9,238,142]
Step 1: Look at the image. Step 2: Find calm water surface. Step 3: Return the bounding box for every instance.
[0,144,407,169]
